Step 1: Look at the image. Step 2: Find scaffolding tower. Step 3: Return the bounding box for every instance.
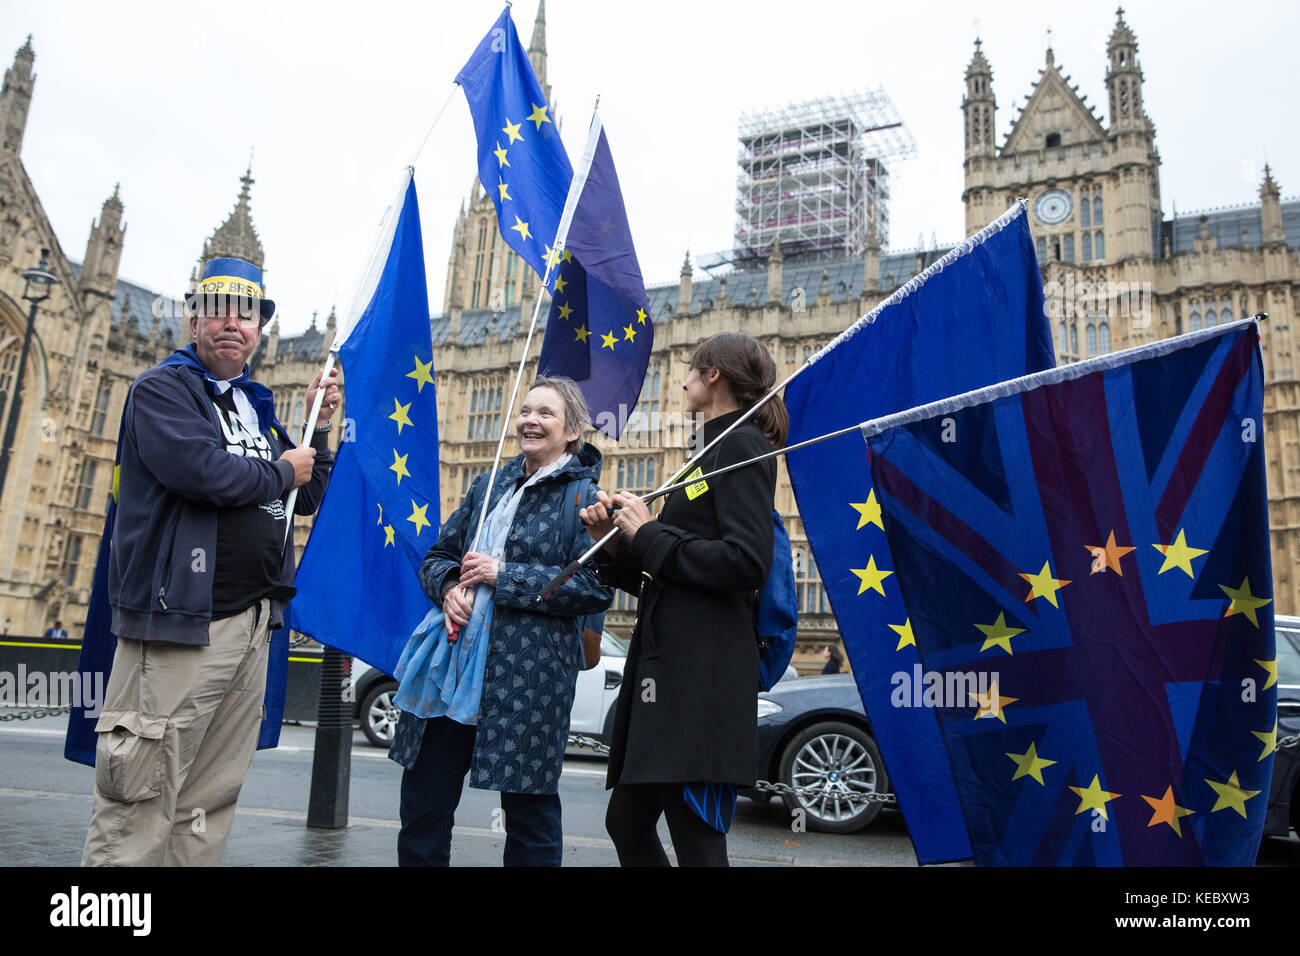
[735,89,915,260]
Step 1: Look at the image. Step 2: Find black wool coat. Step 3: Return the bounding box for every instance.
[597,409,776,788]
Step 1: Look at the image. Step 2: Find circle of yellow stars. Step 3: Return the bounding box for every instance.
[843,487,1275,835]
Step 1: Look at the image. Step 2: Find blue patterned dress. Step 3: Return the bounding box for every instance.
[389,445,612,795]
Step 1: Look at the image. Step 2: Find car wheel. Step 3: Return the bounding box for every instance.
[360,681,401,748]
[776,720,889,833]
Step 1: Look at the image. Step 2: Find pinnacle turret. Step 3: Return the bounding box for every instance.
[200,164,264,272]
[1,35,36,157]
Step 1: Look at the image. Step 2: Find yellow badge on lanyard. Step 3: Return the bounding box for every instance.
[683,466,710,500]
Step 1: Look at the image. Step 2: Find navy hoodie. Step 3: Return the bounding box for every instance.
[109,362,333,644]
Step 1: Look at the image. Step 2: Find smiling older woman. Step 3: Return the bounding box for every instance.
[387,376,612,867]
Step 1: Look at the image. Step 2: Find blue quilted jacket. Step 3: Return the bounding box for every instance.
[391,444,612,793]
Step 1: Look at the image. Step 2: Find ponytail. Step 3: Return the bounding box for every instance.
[688,332,789,447]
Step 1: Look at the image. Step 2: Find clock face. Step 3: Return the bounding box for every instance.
[1035,190,1073,226]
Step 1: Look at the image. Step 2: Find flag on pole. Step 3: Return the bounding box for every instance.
[458,10,651,438]
[537,113,652,439]
[457,8,571,282]
[783,204,1055,863]
[863,321,1274,865]
[285,171,440,674]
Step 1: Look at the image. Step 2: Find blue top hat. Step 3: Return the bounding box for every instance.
[186,257,276,322]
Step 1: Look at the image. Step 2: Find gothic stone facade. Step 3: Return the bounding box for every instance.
[2,10,1297,659]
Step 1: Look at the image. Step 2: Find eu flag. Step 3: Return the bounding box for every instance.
[286,172,440,674]
[457,8,571,283]
[458,11,651,438]
[783,205,1054,863]
[537,113,652,439]
[864,321,1274,865]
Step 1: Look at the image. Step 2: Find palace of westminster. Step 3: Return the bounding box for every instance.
[0,8,1297,657]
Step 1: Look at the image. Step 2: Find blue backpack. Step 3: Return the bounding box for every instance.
[757,510,799,691]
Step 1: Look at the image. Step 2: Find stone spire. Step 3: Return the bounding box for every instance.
[528,1,548,94]
[1261,165,1285,245]
[864,225,881,294]
[677,250,693,316]
[766,238,783,304]
[0,35,36,158]
[81,183,126,300]
[201,164,264,271]
[1106,6,1149,132]
[963,38,995,159]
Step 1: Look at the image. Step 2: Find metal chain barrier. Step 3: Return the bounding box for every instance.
[566,732,897,806]
[0,705,71,721]
[1277,733,1299,752]
[751,779,897,805]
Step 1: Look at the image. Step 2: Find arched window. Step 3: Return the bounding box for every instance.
[1080,195,1091,228]
[1093,196,1103,226]
[1189,307,1202,332]
[1082,232,1093,261]
[472,221,489,309]
[1036,237,1047,264]
[1086,324,1098,357]
[1069,324,1079,354]
[292,397,304,427]
[64,536,83,588]
[0,342,20,438]
[1058,322,1069,356]
[91,385,113,437]
[1094,232,1105,260]
[1099,322,1110,353]
[74,460,98,511]
[1220,297,1233,324]
[1205,308,1217,328]
[1063,235,1075,263]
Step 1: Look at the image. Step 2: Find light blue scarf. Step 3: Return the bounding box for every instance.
[392,454,571,725]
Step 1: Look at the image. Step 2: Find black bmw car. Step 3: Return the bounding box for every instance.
[1264,616,1300,840]
[747,674,892,834]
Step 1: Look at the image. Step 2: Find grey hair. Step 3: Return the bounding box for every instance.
[529,375,592,455]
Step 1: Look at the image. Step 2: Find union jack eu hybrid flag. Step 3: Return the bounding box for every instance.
[536,112,652,439]
[784,204,1054,864]
[863,320,1275,865]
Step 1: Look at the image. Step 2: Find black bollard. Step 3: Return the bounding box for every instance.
[307,647,352,829]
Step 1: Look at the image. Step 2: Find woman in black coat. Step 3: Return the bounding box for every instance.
[580,332,787,866]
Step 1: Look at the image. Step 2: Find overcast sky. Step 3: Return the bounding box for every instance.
[3,0,1295,336]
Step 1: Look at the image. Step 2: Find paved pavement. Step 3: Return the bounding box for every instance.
[0,715,922,867]
[6,714,1295,868]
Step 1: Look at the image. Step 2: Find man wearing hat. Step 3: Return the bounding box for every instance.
[82,257,341,866]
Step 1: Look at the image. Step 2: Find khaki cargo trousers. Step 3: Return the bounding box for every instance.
[82,598,272,867]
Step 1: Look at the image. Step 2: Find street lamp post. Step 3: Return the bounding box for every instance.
[0,248,59,508]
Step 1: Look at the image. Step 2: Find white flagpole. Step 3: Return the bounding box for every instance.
[466,96,605,554]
